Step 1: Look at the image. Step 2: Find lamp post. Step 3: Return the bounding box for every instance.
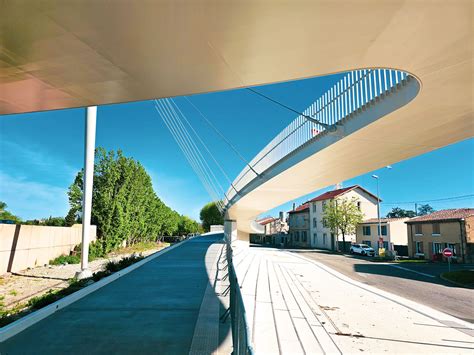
[372,174,382,253]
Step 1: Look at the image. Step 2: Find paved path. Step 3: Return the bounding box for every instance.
[234,246,474,354]
[0,234,231,355]
[289,249,474,323]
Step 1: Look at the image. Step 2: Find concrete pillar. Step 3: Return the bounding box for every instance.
[224,219,237,243]
[76,106,97,280]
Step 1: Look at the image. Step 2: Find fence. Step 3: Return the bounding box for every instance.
[224,69,411,207]
[224,237,253,354]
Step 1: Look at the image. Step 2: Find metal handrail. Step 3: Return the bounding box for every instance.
[224,68,410,207]
[224,236,254,354]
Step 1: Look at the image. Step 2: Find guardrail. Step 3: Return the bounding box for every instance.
[224,238,254,354]
[224,68,411,207]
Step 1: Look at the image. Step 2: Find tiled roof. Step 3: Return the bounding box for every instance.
[362,217,409,224]
[288,203,309,214]
[406,209,474,223]
[307,185,380,203]
[257,217,275,225]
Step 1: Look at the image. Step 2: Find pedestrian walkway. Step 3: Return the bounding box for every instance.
[234,246,474,354]
[0,234,231,354]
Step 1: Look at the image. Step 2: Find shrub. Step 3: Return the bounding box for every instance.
[49,254,81,265]
[105,255,144,273]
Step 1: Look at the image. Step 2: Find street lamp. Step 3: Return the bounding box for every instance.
[372,174,382,253]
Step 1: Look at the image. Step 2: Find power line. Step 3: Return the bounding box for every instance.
[381,194,474,205]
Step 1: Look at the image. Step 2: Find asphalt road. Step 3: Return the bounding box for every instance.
[289,249,474,323]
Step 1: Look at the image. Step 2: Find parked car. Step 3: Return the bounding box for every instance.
[350,243,375,256]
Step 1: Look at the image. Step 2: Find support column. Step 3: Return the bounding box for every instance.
[76,106,97,280]
[224,219,237,243]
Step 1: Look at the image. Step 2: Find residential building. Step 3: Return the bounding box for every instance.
[356,218,409,256]
[250,214,289,246]
[406,209,474,263]
[288,203,310,248]
[308,185,379,251]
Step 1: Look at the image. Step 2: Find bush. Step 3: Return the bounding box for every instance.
[49,254,81,265]
[105,255,144,273]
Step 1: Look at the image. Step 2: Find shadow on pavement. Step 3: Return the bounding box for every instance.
[0,234,230,354]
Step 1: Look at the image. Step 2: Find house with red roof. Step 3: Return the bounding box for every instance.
[288,185,379,250]
[406,208,474,262]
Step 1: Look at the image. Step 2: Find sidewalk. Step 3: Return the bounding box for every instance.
[0,234,231,354]
[234,246,474,354]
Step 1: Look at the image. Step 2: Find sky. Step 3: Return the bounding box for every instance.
[1,73,473,222]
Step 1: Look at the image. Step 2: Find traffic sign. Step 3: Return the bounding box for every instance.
[442,248,453,257]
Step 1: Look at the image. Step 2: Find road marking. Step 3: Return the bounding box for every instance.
[388,264,436,278]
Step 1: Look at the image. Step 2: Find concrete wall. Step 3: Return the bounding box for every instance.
[0,224,97,274]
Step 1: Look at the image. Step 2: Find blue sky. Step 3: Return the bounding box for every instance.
[1,73,473,221]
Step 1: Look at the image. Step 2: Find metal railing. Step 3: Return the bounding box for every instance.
[224,69,411,207]
[223,237,254,354]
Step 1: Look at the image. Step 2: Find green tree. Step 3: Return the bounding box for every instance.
[386,207,416,218]
[67,148,195,254]
[178,215,199,235]
[0,201,21,223]
[417,204,435,216]
[323,197,364,252]
[199,201,223,232]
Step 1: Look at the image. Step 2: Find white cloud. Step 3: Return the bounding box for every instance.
[0,171,69,220]
[0,139,78,180]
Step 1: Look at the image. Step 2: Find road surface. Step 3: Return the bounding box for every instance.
[290,249,474,323]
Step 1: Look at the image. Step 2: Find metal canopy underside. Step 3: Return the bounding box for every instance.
[1,1,473,235]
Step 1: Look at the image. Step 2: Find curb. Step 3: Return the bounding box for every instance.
[0,238,192,342]
[440,273,474,289]
[285,251,474,331]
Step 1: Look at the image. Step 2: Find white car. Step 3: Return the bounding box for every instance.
[350,243,375,256]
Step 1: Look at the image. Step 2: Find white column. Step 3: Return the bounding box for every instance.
[76,106,97,280]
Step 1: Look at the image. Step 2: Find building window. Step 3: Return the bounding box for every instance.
[357,201,361,211]
[378,225,387,236]
[296,231,300,242]
[302,231,307,242]
[313,233,317,244]
[323,233,327,245]
[415,241,423,254]
[433,242,443,254]
[313,204,316,213]
[322,200,327,210]
[415,224,422,235]
[432,223,440,235]
[313,218,317,228]
[322,218,327,228]
[363,226,371,236]
[362,240,371,247]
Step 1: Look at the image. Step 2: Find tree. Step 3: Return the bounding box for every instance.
[67,148,195,254]
[0,201,21,223]
[417,204,435,216]
[200,202,223,232]
[386,207,416,218]
[323,197,364,252]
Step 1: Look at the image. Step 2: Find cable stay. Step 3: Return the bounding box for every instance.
[184,97,261,179]
[154,98,227,212]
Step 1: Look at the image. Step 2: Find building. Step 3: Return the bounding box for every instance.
[251,214,289,246]
[288,203,310,248]
[287,185,379,250]
[356,218,409,256]
[406,209,474,263]
[308,185,379,251]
